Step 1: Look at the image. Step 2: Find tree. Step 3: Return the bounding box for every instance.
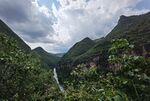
[0,33,61,100]
[62,38,150,101]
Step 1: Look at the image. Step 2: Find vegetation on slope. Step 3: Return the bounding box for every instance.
[91,12,150,55]
[61,37,95,62]
[0,33,61,100]
[32,47,61,67]
[62,12,150,67]
[0,19,31,52]
[61,39,150,101]
[1,32,150,100]
[58,37,96,82]
[0,11,150,101]
[0,19,60,68]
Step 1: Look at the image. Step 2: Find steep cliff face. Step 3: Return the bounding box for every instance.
[58,12,150,79]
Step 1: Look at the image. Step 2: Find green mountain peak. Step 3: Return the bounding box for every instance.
[32,47,60,67]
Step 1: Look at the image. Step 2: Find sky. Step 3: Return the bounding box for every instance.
[0,0,150,53]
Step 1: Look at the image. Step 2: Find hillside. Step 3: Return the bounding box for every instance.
[58,12,150,78]
[60,37,95,64]
[73,12,150,65]
[32,47,60,67]
[62,37,95,60]
[0,7,150,101]
[0,19,31,52]
[0,19,60,68]
[106,12,150,45]
[0,28,60,101]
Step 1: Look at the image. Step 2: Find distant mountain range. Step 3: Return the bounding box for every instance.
[0,20,60,68]
[58,12,150,79]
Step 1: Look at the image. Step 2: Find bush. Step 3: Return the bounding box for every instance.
[62,38,150,101]
[0,33,61,100]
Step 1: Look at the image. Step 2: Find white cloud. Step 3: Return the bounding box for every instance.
[0,0,59,52]
[50,0,149,52]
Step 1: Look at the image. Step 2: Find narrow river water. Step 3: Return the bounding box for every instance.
[53,68,64,92]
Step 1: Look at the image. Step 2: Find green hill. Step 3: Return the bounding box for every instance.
[0,21,60,100]
[32,47,60,67]
[0,19,31,52]
[61,37,95,62]
[106,12,150,44]
[74,12,150,64]
[0,19,60,68]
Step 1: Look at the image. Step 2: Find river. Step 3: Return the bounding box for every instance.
[53,68,64,92]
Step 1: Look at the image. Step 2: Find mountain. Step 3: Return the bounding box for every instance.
[0,19,60,68]
[106,12,150,45]
[32,47,60,67]
[0,19,31,52]
[75,12,150,64]
[0,20,60,100]
[60,37,95,65]
[58,12,150,79]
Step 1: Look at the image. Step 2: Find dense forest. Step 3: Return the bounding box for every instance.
[0,12,150,101]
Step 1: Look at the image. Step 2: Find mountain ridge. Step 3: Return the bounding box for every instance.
[0,19,60,68]
[32,47,60,67]
[61,37,95,61]
[0,19,31,52]
[58,12,150,79]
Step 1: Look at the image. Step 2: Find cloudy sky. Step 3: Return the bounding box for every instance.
[0,0,150,53]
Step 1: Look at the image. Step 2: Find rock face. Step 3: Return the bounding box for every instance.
[58,12,150,80]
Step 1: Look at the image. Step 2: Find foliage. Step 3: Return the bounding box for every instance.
[108,38,150,101]
[1,32,149,101]
[62,64,129,101]
[62,37,95,61]
[0,19,31,52]
[0,33,61,100]
[61,38,150,101]
[1,11,150,100]
[32,47,61,67]
[59,12,150,75]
